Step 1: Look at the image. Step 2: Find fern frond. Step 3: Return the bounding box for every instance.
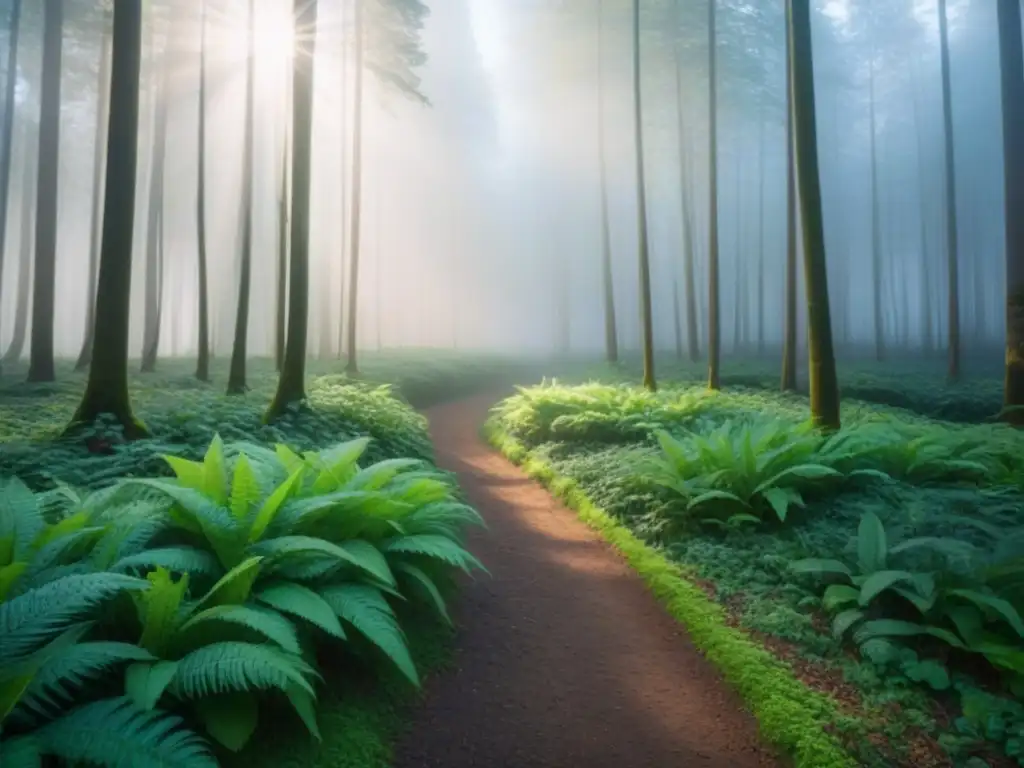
[318,584,419,685]
[252,536,393,585]
[177,604,301,655]
[256,582,345,638]
[113,547,222,579]
[0,573,149,666]
[0,478,44,564]
[169,642,316,700]
[30,696,218,767]
[384,535,486,574]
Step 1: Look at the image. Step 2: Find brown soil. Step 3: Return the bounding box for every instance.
[392,395,780,768]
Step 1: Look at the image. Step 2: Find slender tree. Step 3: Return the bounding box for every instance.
[76,25,112,371]
[781,1,798,392]
[868,50,885,361]
[632,0,655,390]
[67,0,146,437]
[27,0,64,383]
[0,0,22,375]
[999,0,1024,424]
[788,0,840,430]
[141,38,168,374]
[598,0,618,364]
[276,113,289,371]
[673,8,698,363]
[3,128,33,366]
[227,0,256,395]
[195,0,210,381]
[706,0,721,390]
[267,0,318,418]
[344,0,364,375]
[756,105,766,354]
[937,0,960,380]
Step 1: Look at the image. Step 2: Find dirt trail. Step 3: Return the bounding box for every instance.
[392,395,778,768]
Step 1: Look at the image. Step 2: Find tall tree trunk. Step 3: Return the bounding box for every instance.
[344,0,363,375]
[141,48,168,373]
[598,0,618,364]
[999,0,1024,423]
[706,0,721,390]
[67,0,146,437]
[275,114,289,371]
[732,153,742,352]
[910,60,934,353]
[633,0,655,391]
[789,0,840,430]
[869,54,885,361]
[195,0,210,381]
[227,0,255,395]
[757,106,766,354]
[781,19,798,393]
[27,0,63,383]
[673,18,699,362]
[76,26,111,372]
[672,276,683,358]
[938,0,960,380]
[267,0,318,419]
[3,128,33,365]
[337,0,348,358]
[0,0,22,375]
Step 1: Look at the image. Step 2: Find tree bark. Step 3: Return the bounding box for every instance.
[781,16,798,392]
[633,0,655,391]
[938,0,960,380]
[141,38,168,374]
[76,26,111,372]
[67,0,146,438]
[27,0,63,383]
[344,0,363,375]
[195,0,210,381]
[706,0,721,390]
[3,126,34,366]
[266,0,318,419]
[998,0,1024,424]
[869,53,885,361]
[227,0,256,395]
[789,0,840,430]
[276,112,289,371]
[0,0,22,376]
[598,0,618,364]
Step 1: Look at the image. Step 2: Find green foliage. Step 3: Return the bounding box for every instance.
[489,375,1024,767]
[0,361,485,768]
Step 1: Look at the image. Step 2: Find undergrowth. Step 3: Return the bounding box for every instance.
[491,378,1024,768]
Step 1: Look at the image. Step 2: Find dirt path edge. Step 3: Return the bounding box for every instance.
[483,419,857,768]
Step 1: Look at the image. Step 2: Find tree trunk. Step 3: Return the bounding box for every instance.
[227,0,255,395]
[869,54,885,361]
[67,0,146,438]
[3,128,34,366]
[781,18,798,392]
[789,0,840,430]
[195,0,210,381]
[706,0,721,390]
[344,0,363,375]
[757,106,766,354]
[632,0,655,391]
[27,0,63,383]
[598,0,618,364]
[938,0,960,380]
[673,20,699,363]
[910,60,934,353]
[275,117,289,371]
[999,0,1024,424]
[337,0,348,358]
[266,0,318,419]
[0,0,22,376]
[141,46,168,374]
[76,26,111,372]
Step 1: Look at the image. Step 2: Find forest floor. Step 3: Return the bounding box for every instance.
[392,394,778,768]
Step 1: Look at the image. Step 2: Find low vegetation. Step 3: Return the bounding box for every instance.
[0,356,490,767]
[489,374,1024,768]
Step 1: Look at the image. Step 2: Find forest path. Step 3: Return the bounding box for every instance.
[391,394,779,768]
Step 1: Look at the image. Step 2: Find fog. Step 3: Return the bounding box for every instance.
[0,0,1009,364]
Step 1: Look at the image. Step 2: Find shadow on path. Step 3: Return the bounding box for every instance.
[392,394,778,768]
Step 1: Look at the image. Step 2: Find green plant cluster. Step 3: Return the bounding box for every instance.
[491,378,1024,768]
[0,434,484,766]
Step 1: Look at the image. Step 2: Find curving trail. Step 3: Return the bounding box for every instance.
[393,394,779,768]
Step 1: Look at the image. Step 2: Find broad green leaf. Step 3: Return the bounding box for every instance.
[852,619,927,645]
[902,658,950,691]
[192,557,263,613]
[395,562,450,624]
[761,486,803,523]
[178,604,300,655]
[254,536,394,585]
[229,455,261,521]
[790,558,853,579]
[248,469,304,544]
[284,683,321,741]
[858,570,919,606]
[194,693,258,752]
[822,584,859,612]
[857,512,887,574]
[136,568,189,656]
[125,661,180,710]
[755,463,842,493]
[947,589,1024,639]
[0,561,27,601]
[859,638,899,666]
[202,436,229,506]
[163,456,206,492]
[256,582,345,638]
[686,490,746,510]
[831,609,865,639]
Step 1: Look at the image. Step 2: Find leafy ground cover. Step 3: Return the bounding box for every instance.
[0,354,499,768]
[488,377,1024,768]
